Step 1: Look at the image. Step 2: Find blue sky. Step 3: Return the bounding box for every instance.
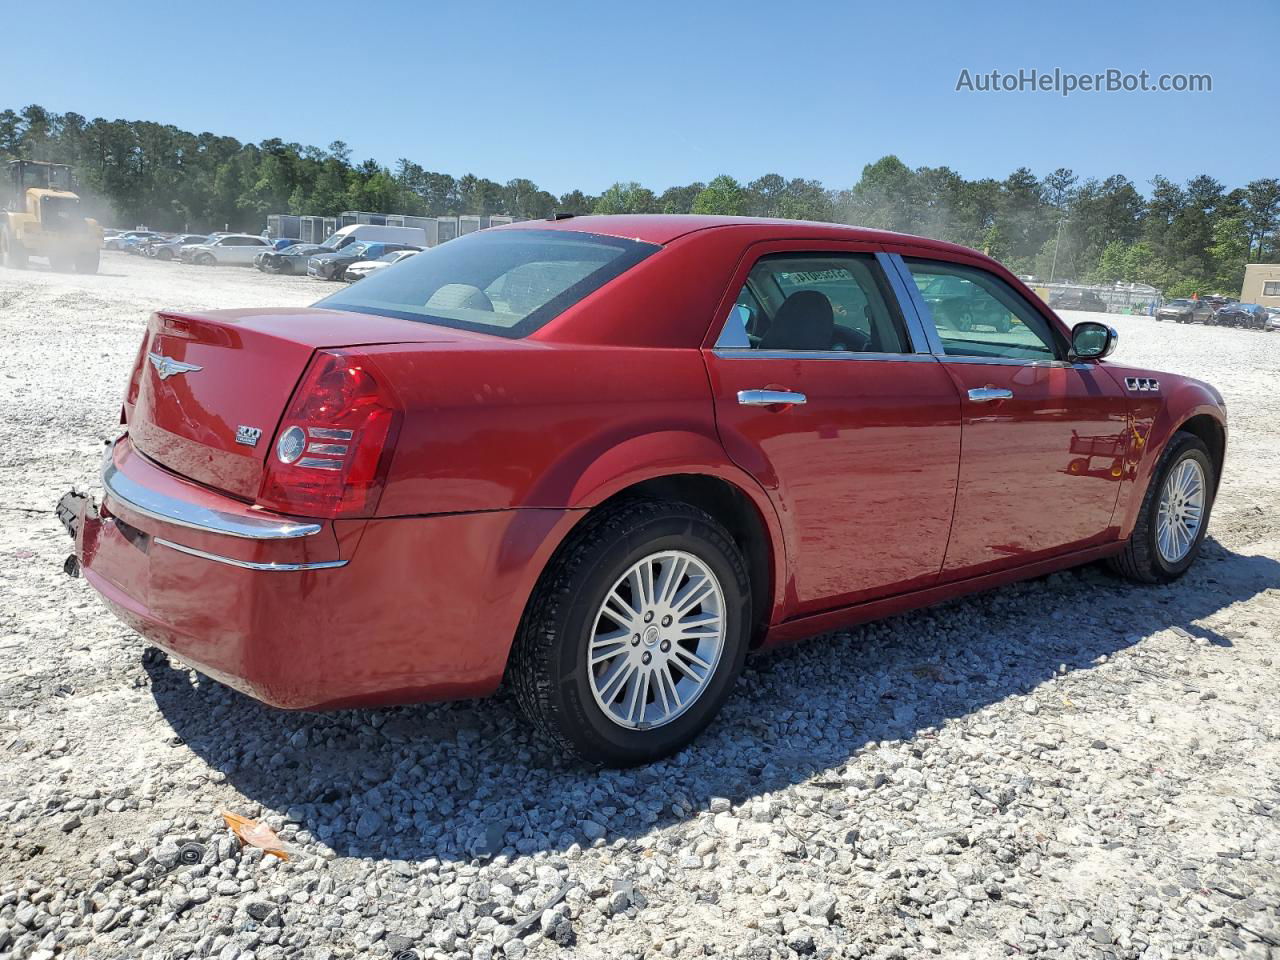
[6,0,1277,195]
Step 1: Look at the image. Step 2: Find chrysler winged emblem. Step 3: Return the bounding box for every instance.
[147,351,203,380]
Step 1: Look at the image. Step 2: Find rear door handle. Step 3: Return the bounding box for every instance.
[967,387,1013,402]
[737,389,807,406]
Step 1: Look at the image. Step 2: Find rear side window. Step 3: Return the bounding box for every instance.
[716,253,909,353]
[316,229,659,338]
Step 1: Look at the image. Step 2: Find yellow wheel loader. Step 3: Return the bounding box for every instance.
[1,160,103,273]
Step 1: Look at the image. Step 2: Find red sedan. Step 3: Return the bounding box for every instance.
[60,216,1227,766]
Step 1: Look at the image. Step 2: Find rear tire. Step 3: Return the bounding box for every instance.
[511,499,752,767]
[1107,432,1215,584]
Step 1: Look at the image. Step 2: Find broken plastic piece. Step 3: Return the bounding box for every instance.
[221,811,289,860]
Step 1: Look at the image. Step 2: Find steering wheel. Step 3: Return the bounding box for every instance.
[830,327,871,352]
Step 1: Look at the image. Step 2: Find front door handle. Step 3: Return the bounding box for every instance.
[967,387,1013,402]
[737,389,807,407]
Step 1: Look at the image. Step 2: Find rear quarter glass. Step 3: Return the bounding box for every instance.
[314,229,659,339]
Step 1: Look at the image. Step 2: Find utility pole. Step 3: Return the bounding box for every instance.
[1049,219,1066,284]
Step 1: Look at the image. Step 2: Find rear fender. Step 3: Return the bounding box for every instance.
[549,429,791,620]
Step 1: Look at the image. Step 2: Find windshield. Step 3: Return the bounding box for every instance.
[41,195,81,228]
[315,229,659,338]
[319,233,357,251]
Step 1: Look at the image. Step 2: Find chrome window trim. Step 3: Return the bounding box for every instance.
[937,355,1089,369]
[712,348,939,362]
[103,460,321,540]
[154,538,347,571]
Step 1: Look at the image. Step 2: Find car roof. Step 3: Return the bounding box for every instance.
[500,214,979,256]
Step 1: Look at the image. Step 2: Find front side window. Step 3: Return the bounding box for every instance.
[715,253,909,353]
[906,259,1061,361]
[316,229,658,338]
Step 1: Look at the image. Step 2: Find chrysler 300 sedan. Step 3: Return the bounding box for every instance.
[60,216,1226,766]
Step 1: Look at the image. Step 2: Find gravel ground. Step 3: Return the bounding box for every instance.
[1,253,1278,960]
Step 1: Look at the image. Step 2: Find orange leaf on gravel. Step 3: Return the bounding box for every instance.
[221,811,289,860]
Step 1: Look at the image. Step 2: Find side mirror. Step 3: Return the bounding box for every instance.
[1069,321,1118,361]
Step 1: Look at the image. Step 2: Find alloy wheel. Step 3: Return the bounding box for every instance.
[1156,457,1206,564]
[587,550,726,730]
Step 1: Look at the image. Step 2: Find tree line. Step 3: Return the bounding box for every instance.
[3,104,1277,297]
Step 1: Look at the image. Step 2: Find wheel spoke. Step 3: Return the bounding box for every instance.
[629,561,655,611]
[631,670,651,725]
[672,575,715,615]
[599,660,636,705]
[601,591,638,628]
[654,665,676,715]
[655,555,688,608]
[623,667,646,724]
[590,628,632,664]
[675,613,721,638]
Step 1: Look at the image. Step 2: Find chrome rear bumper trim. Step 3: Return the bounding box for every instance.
[154,538,347,572]
[103,460,320,540]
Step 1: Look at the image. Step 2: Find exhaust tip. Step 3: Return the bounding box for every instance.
[62,555,81,578]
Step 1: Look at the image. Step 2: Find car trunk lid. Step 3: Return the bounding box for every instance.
[126,307,455,500]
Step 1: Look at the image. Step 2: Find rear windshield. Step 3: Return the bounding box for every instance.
[314,229,659,338]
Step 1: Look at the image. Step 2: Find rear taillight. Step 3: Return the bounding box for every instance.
[123,332,150,411]
[256,349,401,519]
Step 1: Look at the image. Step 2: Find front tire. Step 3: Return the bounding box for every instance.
[1108,432,1215,584]
[1,230,27,269]
[196,252,216,266]
[74,250,100,274]
[511,499,752,767]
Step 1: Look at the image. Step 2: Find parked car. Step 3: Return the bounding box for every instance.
[1213,302,1269,329]
[104,230,163,251]
[146,234,208,261]
[917,272,1013,332]
[254,243,327,275]
[1048,289,1109,314]
[125,234,173,255]
[343,248,418,281]
[58,215,1227,767]
[1155,298,1216,324]
[180,233,274,266]
[1266,308,1280,332]
[1200,295,1235,314]
[307,241,420,280]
